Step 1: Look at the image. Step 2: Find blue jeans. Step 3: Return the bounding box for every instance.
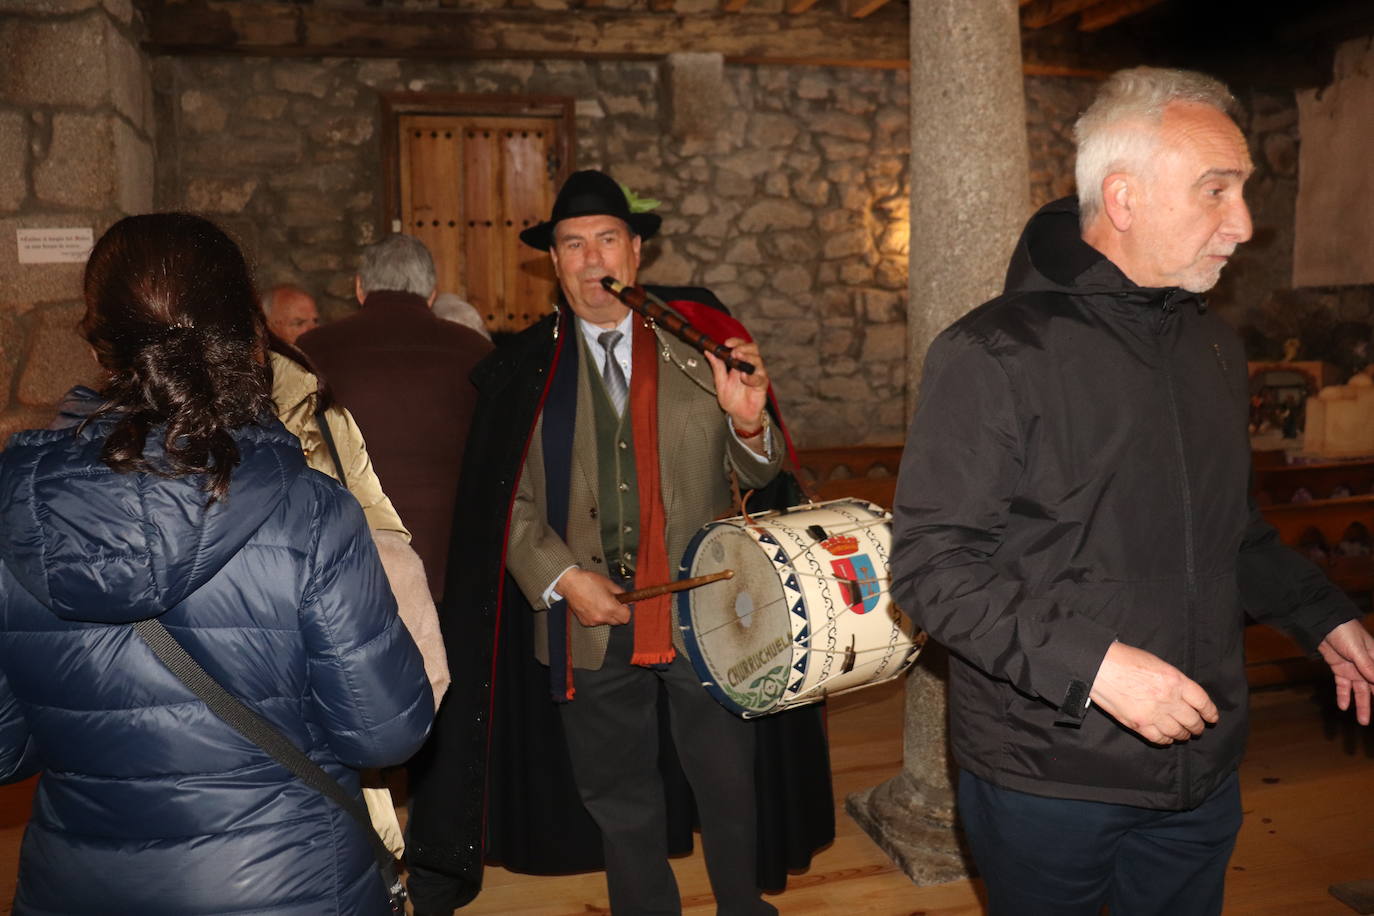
[958,769,1242,916]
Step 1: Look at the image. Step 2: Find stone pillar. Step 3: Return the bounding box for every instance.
[845,0,1029,886]
[0,0,155,445]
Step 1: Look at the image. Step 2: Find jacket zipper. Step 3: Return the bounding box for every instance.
[1158,290,1197,808]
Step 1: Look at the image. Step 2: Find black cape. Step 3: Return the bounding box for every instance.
[406,290,834,912]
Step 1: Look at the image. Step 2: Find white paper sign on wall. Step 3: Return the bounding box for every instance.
[17,228,95,265]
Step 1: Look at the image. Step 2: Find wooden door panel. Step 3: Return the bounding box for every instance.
[399,117,463,300]
[503,124,557,329]
[462,125,503,329]
[392,105,566,337]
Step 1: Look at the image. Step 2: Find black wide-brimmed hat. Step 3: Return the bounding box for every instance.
[519,169,662,251]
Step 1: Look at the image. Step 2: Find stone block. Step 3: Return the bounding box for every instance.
[1,15,105,107]
[717,149,785,180]
[34,113,116,209]
[813,111,873,143]
[693,212,732,240]
[761,232,819,262]
[242,95,290,121]
[267,163,356,194]
[0,217,87,306]
[797,74,834,101]
[106,21,149,131]
[763,171,790,198]
[862,323,906,363]
[737,199,813,232]
[0,112,27,212]
[642,239,693,285]
[308,113,374,147]
[771,264,812,298]
[181,89,228,134]
[748,113,799,149]
[356,59,403,87]
[113,119,153,215]
[575,99,606,120]
[703,264,738,285]
[819,327,853,357]
[18,302,101,407]
[664,52,725,141]
[840,261,872,284]
[272,61,334,98]
[725,237,764,265]
[680,192,711,217]
[819,137,870,161]
[185,177,259,214]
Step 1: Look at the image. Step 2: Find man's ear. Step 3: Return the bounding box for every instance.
[354,275,365,305]
[1101,173,1134,232]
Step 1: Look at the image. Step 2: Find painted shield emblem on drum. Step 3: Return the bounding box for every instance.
[831,554,880,614]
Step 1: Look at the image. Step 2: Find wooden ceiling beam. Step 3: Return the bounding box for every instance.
[1021,0,1103,29]
[721,0,749,12]
[785,0,822,14]
[844,0,892,18]
[140,0,910,66]
[1078,0,1167,32]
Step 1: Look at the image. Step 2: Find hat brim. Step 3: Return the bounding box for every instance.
[519,212,661,251]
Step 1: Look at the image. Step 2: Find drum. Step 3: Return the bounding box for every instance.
[677,498,923,718]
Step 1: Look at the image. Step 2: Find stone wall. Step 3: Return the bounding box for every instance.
[153,54,1095,447]
[0,0,155,445]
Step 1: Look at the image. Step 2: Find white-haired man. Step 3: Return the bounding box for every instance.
[891,67,1374,916]
[298,235,491,600]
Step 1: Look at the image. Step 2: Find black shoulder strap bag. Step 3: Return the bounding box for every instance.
[132,617,407,914]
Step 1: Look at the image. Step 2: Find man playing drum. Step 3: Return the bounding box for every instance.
[406,169,835,915]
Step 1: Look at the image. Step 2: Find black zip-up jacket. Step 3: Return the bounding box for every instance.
[891,198,1357,810]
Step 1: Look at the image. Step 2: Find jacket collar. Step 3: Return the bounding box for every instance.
[361,289,432,314]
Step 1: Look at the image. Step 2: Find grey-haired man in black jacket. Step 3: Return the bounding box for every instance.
[892,66,1374,916]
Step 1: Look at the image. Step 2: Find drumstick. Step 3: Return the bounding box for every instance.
[616,570,734,604]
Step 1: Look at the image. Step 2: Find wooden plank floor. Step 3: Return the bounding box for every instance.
[0,677,1368,914]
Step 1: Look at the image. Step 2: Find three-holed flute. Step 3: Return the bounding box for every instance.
[598,277,757,375]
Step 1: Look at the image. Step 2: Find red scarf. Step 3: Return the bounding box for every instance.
[628,316,674,666]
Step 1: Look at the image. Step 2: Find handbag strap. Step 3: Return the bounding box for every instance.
[132,617,403,899]
[315,407,348,488]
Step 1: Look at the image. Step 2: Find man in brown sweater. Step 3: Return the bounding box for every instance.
[299,235,492,599]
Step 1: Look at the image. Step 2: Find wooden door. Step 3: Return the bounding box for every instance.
[396,112,565,335]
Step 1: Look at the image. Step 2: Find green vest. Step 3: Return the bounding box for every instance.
[587,335,640,579]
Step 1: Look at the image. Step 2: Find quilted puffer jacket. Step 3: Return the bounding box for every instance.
[0,391,433,915]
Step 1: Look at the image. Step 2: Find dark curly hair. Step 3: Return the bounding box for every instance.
[80,213,272,502]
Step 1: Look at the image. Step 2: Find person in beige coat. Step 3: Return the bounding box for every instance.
[271,348,450,855]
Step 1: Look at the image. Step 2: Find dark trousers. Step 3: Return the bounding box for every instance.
[559,623,775,916]
[958,769,1242,916]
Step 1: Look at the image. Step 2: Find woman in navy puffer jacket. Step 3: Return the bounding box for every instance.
[0,213,434,915]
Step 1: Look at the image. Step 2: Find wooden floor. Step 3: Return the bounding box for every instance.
[0,676,1368,915]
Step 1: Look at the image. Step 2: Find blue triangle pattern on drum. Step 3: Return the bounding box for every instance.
[783,574,798,591]
[793,659,806,675]
[758,533,777,546]
[796,625,809,642]
[787,678,803,694]
[790,599,804,618]
[774,549,788,565]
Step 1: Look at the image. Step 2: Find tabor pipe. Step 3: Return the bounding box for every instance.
[616,569,735,604]
[600,277,757,375]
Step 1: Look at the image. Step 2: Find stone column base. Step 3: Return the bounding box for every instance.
[845,768,971,887]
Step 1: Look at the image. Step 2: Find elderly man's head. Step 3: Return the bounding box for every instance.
[262,284,319,345]
[355,234,438,304]
[518,170,661,329]
[1076,67,1253,294]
